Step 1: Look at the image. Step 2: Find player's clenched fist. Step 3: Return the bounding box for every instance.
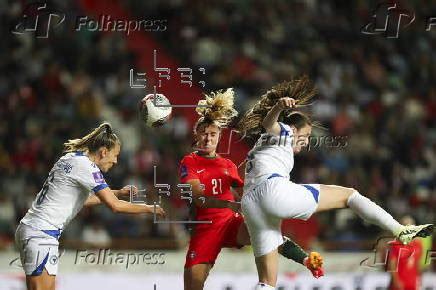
[275,97,297,110]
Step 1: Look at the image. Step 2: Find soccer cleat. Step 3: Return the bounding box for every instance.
[397,224,434,245]
[303,252,324,279]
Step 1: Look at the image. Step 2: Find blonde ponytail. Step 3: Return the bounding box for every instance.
[63,122,120,153]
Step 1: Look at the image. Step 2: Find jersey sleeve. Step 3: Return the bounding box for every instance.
[278,122,293,136]
[228,160,244,188]
[179,156,199,183]
[74,159,109,193]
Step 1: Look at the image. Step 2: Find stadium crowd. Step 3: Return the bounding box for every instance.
[0,0,434,251]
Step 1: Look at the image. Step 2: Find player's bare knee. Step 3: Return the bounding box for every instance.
[345,187,355,198]
[340,187,354,206]
[345,188,362,208]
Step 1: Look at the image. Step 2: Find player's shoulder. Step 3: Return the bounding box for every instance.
[222,157,237,168]
[62,152,97,171]
[181,152,197,163]
[180,153,202,171]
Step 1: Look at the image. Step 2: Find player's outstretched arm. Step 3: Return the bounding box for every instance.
[111,185,138,199]
[262,97,296,135]
[84,185,138,207]
[84,195,102,207]
[95,187,166,216]
[186,179,240,212]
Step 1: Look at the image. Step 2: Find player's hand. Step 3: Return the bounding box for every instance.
[228,201,241,213]
[119,185,138,196]
[274,97,297,111]
[148,205,166,218]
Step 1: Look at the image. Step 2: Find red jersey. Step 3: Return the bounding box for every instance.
[387,239,423,290]
[179,152,243,221]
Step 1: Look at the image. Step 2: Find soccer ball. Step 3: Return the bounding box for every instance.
[139,93,172,127]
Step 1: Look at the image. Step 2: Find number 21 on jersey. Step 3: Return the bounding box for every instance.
[211,178,222,195]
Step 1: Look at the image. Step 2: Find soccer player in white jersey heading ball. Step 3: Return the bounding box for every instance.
[15,122,165,290]
[237,76,433,290]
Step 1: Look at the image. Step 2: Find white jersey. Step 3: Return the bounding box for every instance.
[244,122,294,192]
[21,152,108,231]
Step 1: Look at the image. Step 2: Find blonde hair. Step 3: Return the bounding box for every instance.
[238,75,317,138]
[194,88,238,135]
[63,122,120,153]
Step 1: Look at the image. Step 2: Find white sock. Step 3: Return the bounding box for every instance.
[255,282,275,289]
[347,191,403,235]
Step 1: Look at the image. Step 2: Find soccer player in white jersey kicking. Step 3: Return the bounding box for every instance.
[237,76,434,290]
[15,122,165,290]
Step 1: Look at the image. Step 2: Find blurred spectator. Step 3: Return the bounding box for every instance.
[82,222,112,248]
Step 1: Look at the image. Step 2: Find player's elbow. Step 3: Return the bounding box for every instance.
[110,205,120,213]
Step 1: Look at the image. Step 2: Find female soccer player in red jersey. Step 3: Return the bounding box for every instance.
[180,89,323,290]
[387,216,424,290]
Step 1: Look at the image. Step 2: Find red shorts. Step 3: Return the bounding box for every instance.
[184,213,244,268]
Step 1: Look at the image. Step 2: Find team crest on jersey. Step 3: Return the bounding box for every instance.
[57,160,73,173]
[92,172,105,184]
[188,251,196,259]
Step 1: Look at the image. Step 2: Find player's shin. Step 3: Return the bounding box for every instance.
[347,190,402,235]
[278,236,307,264]
[279,237,324,278]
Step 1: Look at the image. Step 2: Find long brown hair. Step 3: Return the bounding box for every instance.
[63,122,120,153]
[237,75,317,138]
